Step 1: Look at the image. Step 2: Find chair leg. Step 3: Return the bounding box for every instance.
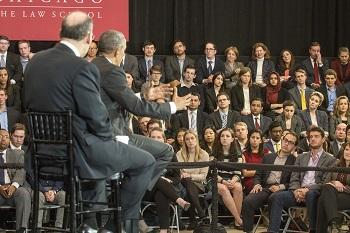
[32,157,39,233]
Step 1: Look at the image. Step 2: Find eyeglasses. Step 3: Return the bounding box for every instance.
[282,138,296,145]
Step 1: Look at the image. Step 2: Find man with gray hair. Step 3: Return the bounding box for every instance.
[24,11,155,233]
[92,29,191,231]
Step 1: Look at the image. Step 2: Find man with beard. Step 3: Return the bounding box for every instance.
[165,40,195,83]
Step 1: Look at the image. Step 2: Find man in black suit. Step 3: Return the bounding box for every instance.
[264,121,283,154]
[301,41,329,89]
[317,69,347,114]
[0,129,31,232]
[0,35,23,85]
[9,123,26,151]
[165,40,195,83]
[329,122,346,158]
[138,40,165,85]
[242,131,298,233]
[241,97,272,137]
[195,42,225,84]
[206,92,240,131]
[177,64,206,111]
[93,29,191,193]
[172,92,208,140]
[24,12,156,232]
[0,88,21,131]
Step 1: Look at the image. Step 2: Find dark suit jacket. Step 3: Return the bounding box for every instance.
[204,86,230,113]
[241,114,272,136]
[329,115,350,140]
[300,109,329,133]
[330,59,350,84]
[263,140,279,154]
[92,56,172,136]
[6,107,22,131]
[195,56,225,84]
[289,151,336,190]
[24,43,128,179]
[253,153,296,189]
[275,114,305,135]
[4,149,25,186]
[171,110,209,139]
[317,84,347,112]
[206,110,240,131]
[5,52,23,84]
[177,84,206,111]
[288,86,314,110]
[138,57,165,84]
[164,55,195,83]
[247,59,275,82]
[230,84,262,112]
[123,53,140,88]
[329,140,342,158]
[301,58,329,86]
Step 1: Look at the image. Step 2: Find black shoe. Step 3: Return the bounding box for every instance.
[77,223,98,233]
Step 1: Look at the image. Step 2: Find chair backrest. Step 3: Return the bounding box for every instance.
[27,110,73,178]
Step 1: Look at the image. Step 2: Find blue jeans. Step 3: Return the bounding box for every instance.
[267,189,320,232]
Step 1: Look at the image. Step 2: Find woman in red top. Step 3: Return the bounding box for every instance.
[242,129,267,193]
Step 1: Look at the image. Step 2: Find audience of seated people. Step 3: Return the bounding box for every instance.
[3,35,350,232]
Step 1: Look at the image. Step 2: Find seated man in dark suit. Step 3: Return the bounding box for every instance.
[137,40,165,85]
[301,41,329,89]
[330,46,350,84]
[206,92,240,132]
[0,88,21,131]
[242,131,298,233]
[317,68,347,114]
[165,40,195,83]
[172,93,208,140]
[195,42,225,85]
[177,64,206,111]
[241,97,272,137]
[0,129,31,232]
[0,35,23,86]
[275,100,305,136]
[329,122,346,158]
[266,127,336,233]
[264,121,283,154]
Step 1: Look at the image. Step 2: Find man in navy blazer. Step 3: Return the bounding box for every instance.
[138,40,165,85]
[264,121,283,154]
[301,42,329,89]
[195,42,225,84]
[172,93,208,140]
[241,97,272,137]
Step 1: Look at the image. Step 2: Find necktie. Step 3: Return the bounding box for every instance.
[190,111,196,130]
[208,60,213,74]
[222,113,227,128]
[255,117,260,129]
[313,59,320,84]
[275,142,280,152]
[0,153,4,185]
[0,55,5,67]
[147,59,152,80]
[300,89,307,110]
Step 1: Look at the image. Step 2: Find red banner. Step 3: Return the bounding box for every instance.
[0,0,129,41]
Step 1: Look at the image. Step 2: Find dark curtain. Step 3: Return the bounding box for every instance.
[10,0,350,57]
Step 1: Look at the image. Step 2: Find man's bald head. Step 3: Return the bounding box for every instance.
[60,11,92,41]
